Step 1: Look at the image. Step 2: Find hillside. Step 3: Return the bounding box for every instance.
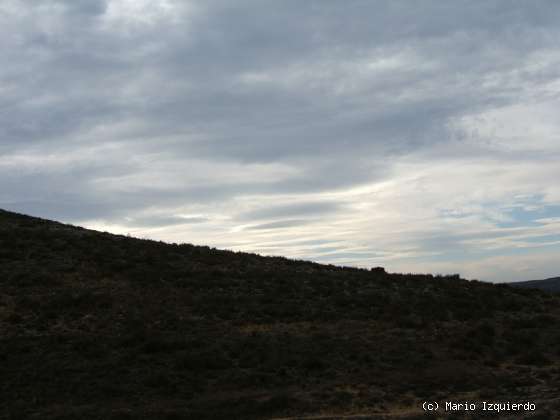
[510,277,560,293]
[1,209,560,419]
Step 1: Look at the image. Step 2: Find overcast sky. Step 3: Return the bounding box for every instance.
[2,1,560,282]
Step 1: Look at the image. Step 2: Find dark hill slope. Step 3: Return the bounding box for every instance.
[1,209,560,419]
[510,277,560,293]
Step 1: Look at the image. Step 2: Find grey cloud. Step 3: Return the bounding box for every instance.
[245,219,310,231]
[33,0,108,17]
[127,215,208,228]
[3,0,559,179]
[238,201,343,221]
[2,0,560,280]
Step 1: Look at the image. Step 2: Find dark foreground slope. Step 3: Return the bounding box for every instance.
[1,209,560,419]
[510,277,560,293]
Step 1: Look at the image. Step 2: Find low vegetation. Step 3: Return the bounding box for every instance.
[1,209,559,419]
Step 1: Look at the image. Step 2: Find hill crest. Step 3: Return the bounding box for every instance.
[1,208,560,419]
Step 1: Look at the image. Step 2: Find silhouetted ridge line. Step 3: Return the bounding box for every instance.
[1,208,560,419]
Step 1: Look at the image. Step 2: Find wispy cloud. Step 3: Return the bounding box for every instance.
[2,0,560,281]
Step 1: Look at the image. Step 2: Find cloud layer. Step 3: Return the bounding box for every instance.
[2,0,560,281]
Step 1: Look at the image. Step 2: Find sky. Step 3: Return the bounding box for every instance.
[1,0,560,282]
